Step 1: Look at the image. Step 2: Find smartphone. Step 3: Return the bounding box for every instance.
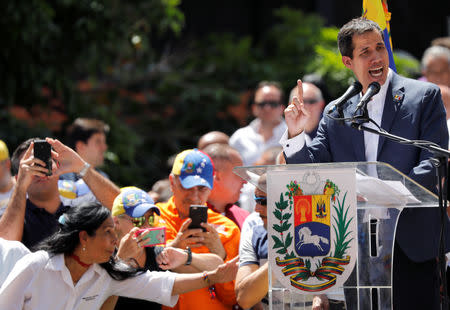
[188,205,208,231]
[33,139,52,176]
[134,227,166,247]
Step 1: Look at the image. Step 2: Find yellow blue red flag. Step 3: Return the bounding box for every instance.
[363,0,396,72]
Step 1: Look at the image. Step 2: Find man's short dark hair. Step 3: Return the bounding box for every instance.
[66,118,109,150]
[337,17,384,58]
[11,138,38,176]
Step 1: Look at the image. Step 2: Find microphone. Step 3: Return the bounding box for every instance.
[354,82,381,114]
[327,81,362,115]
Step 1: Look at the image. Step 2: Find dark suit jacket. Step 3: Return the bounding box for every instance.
[286,72,450,262]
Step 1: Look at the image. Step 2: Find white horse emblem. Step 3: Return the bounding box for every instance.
[296,227,329,251]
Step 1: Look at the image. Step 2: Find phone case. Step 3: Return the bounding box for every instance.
[189,205,208,231]
[135,227,166,247]
[33,140,52,176]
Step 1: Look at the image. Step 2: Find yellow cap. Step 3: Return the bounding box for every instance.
[0,140,9,162]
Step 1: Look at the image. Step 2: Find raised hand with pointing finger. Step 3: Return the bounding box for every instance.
[284,79,311,138]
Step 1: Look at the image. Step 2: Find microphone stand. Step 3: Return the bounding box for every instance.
[350,115,449,310]
[336,104,345,125]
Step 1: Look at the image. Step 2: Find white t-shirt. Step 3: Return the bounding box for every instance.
[239,212,266,268]
[0,238,30,287]
[0,251,178,310]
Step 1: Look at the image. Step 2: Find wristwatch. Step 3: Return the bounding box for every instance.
[184,246,192,266]
[78,162,91,178]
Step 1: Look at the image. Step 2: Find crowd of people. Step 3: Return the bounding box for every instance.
[0,16,450,310]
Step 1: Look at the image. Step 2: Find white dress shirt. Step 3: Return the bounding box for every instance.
[364,69,392,177]
[230,118,287,166]
[0,251,178,310]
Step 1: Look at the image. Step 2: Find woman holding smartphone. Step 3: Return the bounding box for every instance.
[0,203,238,310]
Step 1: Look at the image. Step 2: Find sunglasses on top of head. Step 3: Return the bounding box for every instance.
[255,100,281,108]
[254,196,267,206]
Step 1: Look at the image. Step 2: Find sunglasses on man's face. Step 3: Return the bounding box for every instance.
[303,98,319,105]
[254,196,267,206]
[131,215,155,228]
[255,100,281,108]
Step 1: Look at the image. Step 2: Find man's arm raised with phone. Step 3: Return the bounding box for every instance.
[47,138,120,209]
[0,142,50,241]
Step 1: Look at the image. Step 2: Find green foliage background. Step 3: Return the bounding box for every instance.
[0,2,420,189]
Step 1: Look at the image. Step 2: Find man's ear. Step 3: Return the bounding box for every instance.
[75,141,86,153]
[251,103,259,118]
[213,169,222,182]
[342,56,353,69]
[169,174,176,192]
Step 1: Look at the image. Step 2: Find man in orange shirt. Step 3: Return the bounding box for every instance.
[156,149,240,310]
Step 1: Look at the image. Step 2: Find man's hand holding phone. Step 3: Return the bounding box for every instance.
[45,138,86,176]
[197,222,227,260]
[168,218,205,249]
[16,141,53,192]
[187,205,225,258]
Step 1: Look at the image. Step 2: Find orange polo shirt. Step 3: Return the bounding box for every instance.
[156,196,240,310]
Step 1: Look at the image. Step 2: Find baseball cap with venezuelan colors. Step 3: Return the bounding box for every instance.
[0,140,9,162]
[171,148,214,190]
[112,186,160,218]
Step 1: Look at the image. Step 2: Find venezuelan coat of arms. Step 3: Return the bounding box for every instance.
[267,168,357,293]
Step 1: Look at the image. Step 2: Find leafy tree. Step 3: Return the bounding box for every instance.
[0,0,184,187]
[0,4,420,189]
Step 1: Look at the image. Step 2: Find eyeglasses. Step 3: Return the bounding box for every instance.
[303,98,319,105]
[131,215,155,228]
[255,100,281,108]
[254,196,267,206]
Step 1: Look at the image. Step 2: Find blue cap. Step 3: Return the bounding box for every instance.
[112,186,160,217]
[171,149,214,189]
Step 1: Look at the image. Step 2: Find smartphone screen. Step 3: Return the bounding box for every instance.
[189,205,208,231]
[33,140,52,176]
[135,227,166,247]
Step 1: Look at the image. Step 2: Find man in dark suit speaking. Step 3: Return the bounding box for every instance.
[280,17,450,309]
